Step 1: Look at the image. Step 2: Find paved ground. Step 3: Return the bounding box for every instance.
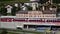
[55,31,60,34]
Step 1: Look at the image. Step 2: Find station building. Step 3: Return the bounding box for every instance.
[0,0,60,31]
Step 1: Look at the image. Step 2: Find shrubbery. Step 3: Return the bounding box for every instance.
[1,29,8,34]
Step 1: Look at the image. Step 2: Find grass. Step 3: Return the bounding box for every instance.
[0,28,44,34]
[7,32,19,34]
[7,32,44,34]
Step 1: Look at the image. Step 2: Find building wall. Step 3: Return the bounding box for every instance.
[16,11,56,18]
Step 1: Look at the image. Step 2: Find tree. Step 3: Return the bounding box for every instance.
[11,6,16,16]
[0,0,14,1]
[40,0,48,4]
[1,7,7,16]
[26,6,32,11]
[53,0,60,3]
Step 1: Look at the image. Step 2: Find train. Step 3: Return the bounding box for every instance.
[0,16,60,31]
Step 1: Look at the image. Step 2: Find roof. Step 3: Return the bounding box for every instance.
[1,16,16,18]
[16,10,28,14]
[43,10,56,14]
[16,10,42,14]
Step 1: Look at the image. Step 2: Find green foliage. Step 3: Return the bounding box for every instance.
[0,0,59,16]
[57,6,60,13]
[1,7,7,16]
[11,5,20,16]
[11,6,17,16]
[40,0,48,4]
[0,0,29,2]
[0,0,29,16]
[1,29,8,34]
[53,0,60,3]
[0,0,15,1]
[7,32,19,34]
[27,6,32,11]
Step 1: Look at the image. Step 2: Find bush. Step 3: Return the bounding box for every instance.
[1,29,8,34]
